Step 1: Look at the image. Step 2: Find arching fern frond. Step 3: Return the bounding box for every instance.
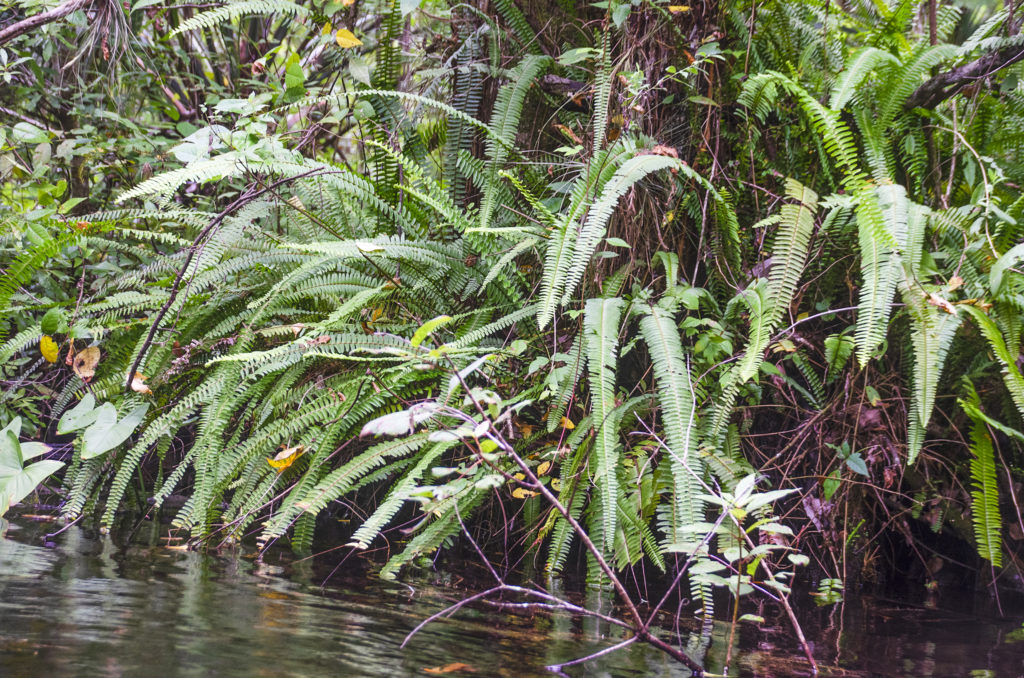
[169,0,308,36]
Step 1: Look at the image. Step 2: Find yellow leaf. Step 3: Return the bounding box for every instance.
[335,28,363,48]
[536,461,551,476]
[268,444,306,472]
[772,339,797,354]
[131,372,153,395]
[668,5,690,13]
[512,487,539,499]
[40,335,59,363]
[560,416,575,430]
[550,478,562,491]
[72,346,100,382]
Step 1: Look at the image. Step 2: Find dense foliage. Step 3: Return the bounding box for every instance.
[4,0,1024,667]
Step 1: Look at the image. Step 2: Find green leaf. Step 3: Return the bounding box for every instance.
[0,430,23,476]
[0,417,22,442]
[284,56,305,91]
[11,122,49,144]
[558,47,597,65]
[967,419,1002,566]
[57,393,98,434]
[19,442,50,462]
[823,468,841,500]
[844,452,868,476]
[989,242,1024,296]
[611,2,630,27]
[824,333,854,374]
[687,95,719,107]
[410,315,452,348]
[131,0,164,12]
[82,404,149,460]
[0,460,63,508]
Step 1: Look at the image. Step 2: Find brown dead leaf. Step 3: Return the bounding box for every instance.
[304,335,331,347]
[927,292,957,315]
[651,144,679,158]
[131,372,153,395]
[423,663,474,674]
[553,123,583,145]
[72,346,100,382]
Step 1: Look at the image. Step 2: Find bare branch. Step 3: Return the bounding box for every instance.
[0,0,92,48]
[906,45,1024,110]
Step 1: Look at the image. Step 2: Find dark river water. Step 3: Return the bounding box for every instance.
[1,513,1022,677]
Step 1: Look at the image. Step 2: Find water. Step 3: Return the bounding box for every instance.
[1,514,1022,677]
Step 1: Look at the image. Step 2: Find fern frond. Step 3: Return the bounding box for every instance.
[346,441,453,549]
[855,183,908,366]
[961,305,1024,415]
[584,297,624,553]
[829,47,900,111]
[478,55,551,231]
[639,307,703,547]
[169,0,308,36]
[967,419,1003,567]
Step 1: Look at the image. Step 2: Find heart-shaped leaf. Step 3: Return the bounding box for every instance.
[0,460,64,508]
[82,404,149,459]
[0,430,23,476]
[19,442,51,462]
[58,393,98,434]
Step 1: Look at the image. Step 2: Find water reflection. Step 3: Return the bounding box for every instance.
[0,515,1022,677]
